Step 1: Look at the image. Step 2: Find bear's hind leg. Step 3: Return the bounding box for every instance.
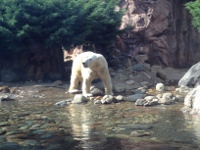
[102,76,113,96]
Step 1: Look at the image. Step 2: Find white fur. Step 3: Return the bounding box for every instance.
[68,51,113,97]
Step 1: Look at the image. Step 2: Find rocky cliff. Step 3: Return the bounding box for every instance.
[115,0,200,68]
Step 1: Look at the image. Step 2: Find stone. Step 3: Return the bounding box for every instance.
[127,94,145,102]
[55,99,72,106]
[94,100,102,105]
[52,80,63,86]
[71,94,89,104]
[125,80,135,85]
[182,85,200,115]
[178,62,200,87]
[135,99,147,106]
[133,63,146,71]
[156,83,165,92]
[101,95,114,104]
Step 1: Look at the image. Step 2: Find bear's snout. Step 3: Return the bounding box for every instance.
[82,62,88,68]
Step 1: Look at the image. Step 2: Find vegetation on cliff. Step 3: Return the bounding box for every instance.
[185,0,200,32]
[0,0,122,55]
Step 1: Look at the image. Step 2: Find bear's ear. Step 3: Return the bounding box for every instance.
[96,54,101,59]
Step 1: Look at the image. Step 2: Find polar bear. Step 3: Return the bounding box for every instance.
[68,51,113,97]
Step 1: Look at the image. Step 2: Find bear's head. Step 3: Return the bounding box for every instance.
[82,55,100,69]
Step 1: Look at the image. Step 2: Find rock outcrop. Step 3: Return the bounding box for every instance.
[178,62,200,87]
[114,0,200,68]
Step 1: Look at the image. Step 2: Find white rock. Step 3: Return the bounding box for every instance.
[156,83,165,92]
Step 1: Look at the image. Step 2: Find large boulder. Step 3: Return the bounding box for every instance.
[178,62,200,87]
[181,85,200,115]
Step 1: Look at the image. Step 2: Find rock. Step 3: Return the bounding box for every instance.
[55,99,72,106]
[133,87,147,94]
[178,62,200,87]
[125,80,135,85]
[101,95,114,104]
[155,83,165,92]
[115,95,127,102]
[0,94,16,101]
[127,94,145,102]
[71,94,89,104]
[52,80,63,86]
[158,98,172,105]
[90,86,104,96]
[144,96,157,101]
[182,85,200,115]
[0,86,10,93]
[162,92,173,100]
[135,99,147,106]
[94,100,102,105]
[133,63,146,71]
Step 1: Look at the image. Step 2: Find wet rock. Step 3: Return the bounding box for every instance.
[52,80,63,86]
[133,87,147,94]
[182,85,200,115]
[135,99,147,106]
[125,80,135,85]
[120,124,153,130]
[0,94,16,101]
[94,100,102,105]
[127,94,145,102]
[101,95,114,104]
[71,94,89,104]
[90,86,104,96]
[175,85,191,94]
[115,95,128,102]
[133,63,146,71]
[157,92,175,105]
[0,86,10,93]
[156,83,165,92]
[55,99,72,107]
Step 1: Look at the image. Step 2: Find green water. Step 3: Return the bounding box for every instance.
[0,97,199,150]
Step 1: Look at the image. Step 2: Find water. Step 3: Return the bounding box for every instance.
[0,97,199,150]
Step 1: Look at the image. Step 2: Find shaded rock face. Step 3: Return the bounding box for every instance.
[116,0,200,68]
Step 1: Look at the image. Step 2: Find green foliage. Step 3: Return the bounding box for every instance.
[0,0,122,53]
[185,0,200,32]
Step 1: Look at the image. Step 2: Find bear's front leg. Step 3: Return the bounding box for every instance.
[68,76,81,94]
[82,79,93,97]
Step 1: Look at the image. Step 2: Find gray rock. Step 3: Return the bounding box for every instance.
[133,87,147,94]
[182,85,200,115]
[127,94,145,102]
[55,99,72,106]
[178,62,200,87]
[0,94,16,101]
[135,99,147,106]
[94,100,102,105]
[115,95,127,102]
[133,63,146,71]
[71,94,89,104]
[144,96,157,101]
